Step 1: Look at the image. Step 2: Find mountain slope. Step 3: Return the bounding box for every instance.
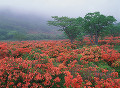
[0,10,64,40]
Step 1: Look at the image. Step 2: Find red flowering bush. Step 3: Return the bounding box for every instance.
[0,57,65,88]
[0,36,120,88]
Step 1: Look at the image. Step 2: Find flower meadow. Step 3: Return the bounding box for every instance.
[0,36,120,88]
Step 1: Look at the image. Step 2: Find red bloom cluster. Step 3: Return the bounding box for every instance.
[0,36,120,88]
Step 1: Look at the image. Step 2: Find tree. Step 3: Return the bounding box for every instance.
[83,12,116,45]
[109,22,120,37]
[13,32,27,41]
[48,16,83,43]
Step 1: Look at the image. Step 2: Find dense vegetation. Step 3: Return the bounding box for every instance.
[48,12,120,44]
[0,36,120,88]
[0,11,120,87]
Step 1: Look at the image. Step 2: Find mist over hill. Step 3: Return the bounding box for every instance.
[0,9,64,40]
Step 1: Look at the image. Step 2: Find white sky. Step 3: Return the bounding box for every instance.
[0,0,120,21]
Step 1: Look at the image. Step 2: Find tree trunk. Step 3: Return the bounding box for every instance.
[90,32,94,45]
[70,39,74,44]
[95,31,99,45]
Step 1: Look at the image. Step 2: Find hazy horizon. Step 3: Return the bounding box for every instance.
[0,0,120,21]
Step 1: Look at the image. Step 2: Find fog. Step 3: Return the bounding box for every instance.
[0,0,120,21]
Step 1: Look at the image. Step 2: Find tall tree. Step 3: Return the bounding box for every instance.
[83,12,116,45]
[48,16,83,43]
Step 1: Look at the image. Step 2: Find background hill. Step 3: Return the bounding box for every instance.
[0,9,65,40]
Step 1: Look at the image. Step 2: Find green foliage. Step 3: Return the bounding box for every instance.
[22,49,42,60]
[94,61,113,70]
[109,22,120,37]
[48,16,84,43]
[0,29,8,40]
[13,32,27,41]
[25,33,65,40]
[78,54,82,61]
[83,12,117,45]
[114,45,120,52]
[51,74,66,88]
[76,32,86,41]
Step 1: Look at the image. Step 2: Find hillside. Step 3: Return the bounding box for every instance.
[0,9,64,40]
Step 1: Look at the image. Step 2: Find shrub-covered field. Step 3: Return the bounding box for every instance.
[0,36,120,88]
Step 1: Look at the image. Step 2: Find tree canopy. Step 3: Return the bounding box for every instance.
[48,12,118,45]
[83,12,116,45]
[48,16,83,43]
[109,22,120,37]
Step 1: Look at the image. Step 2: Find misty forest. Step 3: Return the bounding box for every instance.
[0,10,65,41]
[0,9,120,88]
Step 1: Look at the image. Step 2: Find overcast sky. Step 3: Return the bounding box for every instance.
[0,0,120,21]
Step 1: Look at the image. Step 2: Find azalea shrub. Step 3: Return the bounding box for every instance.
[0,36,120,88]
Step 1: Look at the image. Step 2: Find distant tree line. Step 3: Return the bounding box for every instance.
[0,30,66,41]
[0,11,66,41]
[48,12,120,45]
